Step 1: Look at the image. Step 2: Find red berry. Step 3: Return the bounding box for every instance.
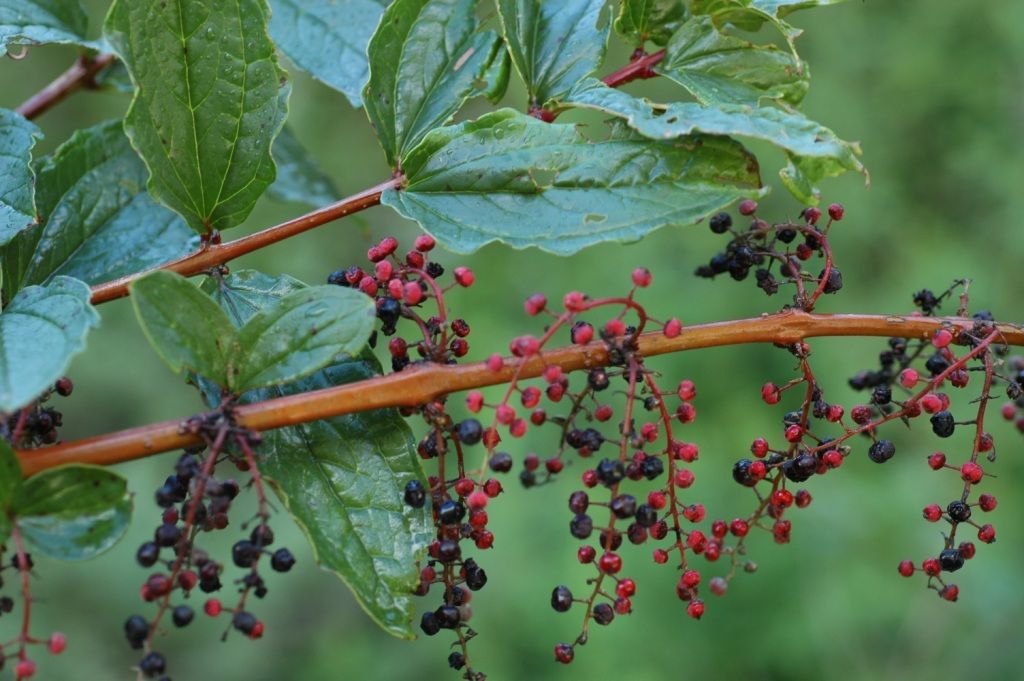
[827,203,844,221]
[730,519,749,537]
[761,382,781,405]
[959,542,976,559]
[1001,403,1016,420]
[509,335,540,357]
[467,491,488,510]
[784,424,803,443]
[631,267,653,287]
[978,493,997,511]
[577,546,596,563]
[378,236,399,255]
[795,489,812,508]
[932,328,953,348]
[709,577,728,596]
[647,491,667,510]
[571,322,594,345]
[524,293,547,316]
[920,393,943,414]
[14,660,36,679]
[204,599,222,617]
[977,524,996,543]
[405,250,425,268]
[686,599,705,619]
[899,368,919,389]
[738,199,758,216]
[803,206,822,224]
[47,632,67,655]
[826,404,844,422]
[652,549,669,564]
[563,291,586,312]
[664,318,682,338]
[403,282,423,305]
[374,259,393,282]
[616,578,637,598]
[940,584,959,602]
[414,234,436,252]
[598,552,623,574]
[923,504,943,522]
[822,450,843,469]
[772,489,793,508]
[681,570,701,588]
[674,469,695,488]
[686,530,707,552]
[604,318,626,337]
[960,462,983,484]
[675,403,696,423]
[922,558,941,576]
[897,560,915,577]
[453,267,475,287]
[554,644,574,664]
[465,391,484,413]
[486,354,503,372]
[927,451,946,470]
[249,620,265,639]
[750,438,769,458]
[677,380,696,401]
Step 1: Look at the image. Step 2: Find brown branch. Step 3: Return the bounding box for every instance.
[16,310,1023,476]
[15,53,116,121]
[89,178,400,304]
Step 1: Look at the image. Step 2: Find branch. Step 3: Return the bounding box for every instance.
[601,50,665,89]
[15,53,116,120]
[17,310,1023,476]
[89,178,400,304]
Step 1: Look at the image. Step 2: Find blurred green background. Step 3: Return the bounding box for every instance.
[2,1,1023,679]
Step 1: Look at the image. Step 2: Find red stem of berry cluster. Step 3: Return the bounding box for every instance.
[142,426,226,663]
[9,525,33,671]
[14,311,1024,477]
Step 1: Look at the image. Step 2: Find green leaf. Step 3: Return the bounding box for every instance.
[382,108,763,254]
[268,0,388,108]
[0,441,20,543]
[2,120,193,296]
[232,285,375,391]
[562,78,864,202]
[202,270,431,639]
[13,465,132,560]
[496,0,608,107]
[657,15,807,106]
[364,0,500,169]
[691,0,850,49]
[615,0,688,47]
[0,0,97,55]
[267,126,341,207]
[0,109,41,248]
[104,0,290,234]
[481,45,512,105]
[130,270,235,385]
[0,276,98,412]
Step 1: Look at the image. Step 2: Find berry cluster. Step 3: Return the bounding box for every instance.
[1,378,73,448]
[328,235,497,679]
[695,200,844,311]
[0,539,66,679]
[124,411,294,679]
[327,234,476,371]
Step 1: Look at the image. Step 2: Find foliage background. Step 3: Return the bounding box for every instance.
[2,1,1022,679]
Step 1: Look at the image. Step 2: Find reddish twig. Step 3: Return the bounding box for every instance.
[89,178,399,304]
[15,53,116,120]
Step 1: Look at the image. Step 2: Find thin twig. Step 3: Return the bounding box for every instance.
[89,178,400,304]
[15,53,116,120]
